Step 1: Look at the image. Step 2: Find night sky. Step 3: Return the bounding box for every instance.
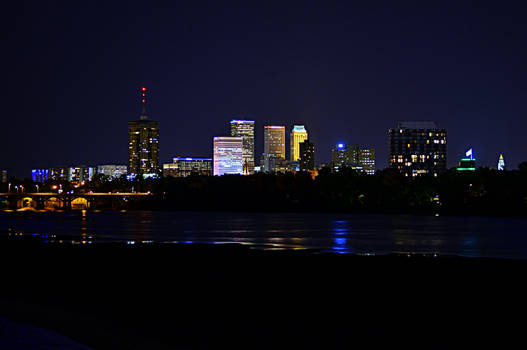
[5,1,527,178]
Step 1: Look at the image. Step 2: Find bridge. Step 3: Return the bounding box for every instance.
[0,192,153,210]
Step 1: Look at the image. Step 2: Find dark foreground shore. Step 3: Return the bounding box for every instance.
[1,239,526,349]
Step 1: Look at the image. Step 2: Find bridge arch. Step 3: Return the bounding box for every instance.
[71,197,89,210]
[17,197,37,209]
[44,197,62,209]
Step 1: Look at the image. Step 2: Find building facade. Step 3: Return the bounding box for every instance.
[1,169,7,183]
[49,167,70,181]
[260,154,290,173]
[299,140,315,171]
[230,120,255,174]
[213,137,243,176]
[264,125,285,159]
[31,169,49,183]
[358,148,376,175]
[128,102,159,178]
[97,165,128,179]
[331,143,359,171]
[290,125,308,161]
[163,158,212,177]
[69,166,95,183]
[389,121,446,177]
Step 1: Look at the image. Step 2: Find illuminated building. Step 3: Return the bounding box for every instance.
[498,154,505,171]
[213,137,243,176]
[331,143,359,171]
[1,169,7,183]
[264,125,285,159]
[389,121,447,177]
[128,87,160,178]
[97,165,128,179]
[358,148,376,175]
[230,120,255,174]
[31,169,49,183]
[299,140,315,171]
[290,125,308,161]
[163,158,212,177]
[69,166,95,182]
[457,149,476,171]
[49,167,70,181]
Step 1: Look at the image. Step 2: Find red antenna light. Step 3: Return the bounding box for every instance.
[141,87,146,91]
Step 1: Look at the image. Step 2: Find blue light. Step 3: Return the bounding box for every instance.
[337,143,345,149]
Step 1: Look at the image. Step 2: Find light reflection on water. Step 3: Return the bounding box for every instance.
[1,211,526,259]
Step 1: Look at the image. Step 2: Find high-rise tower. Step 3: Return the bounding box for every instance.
[128,87,160,178]
[230,120,255,174]
[264,125,285,159]
[290,125,308,161]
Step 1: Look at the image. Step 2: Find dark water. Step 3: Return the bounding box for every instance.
[1,210,526,259]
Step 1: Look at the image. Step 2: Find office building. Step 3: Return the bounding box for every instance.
[49,167,70,181]
[389,121,447,177]
[163,158,212,177]
[331,143,359,171]
[97,165,128,179]
[1,169,7,183]
[128,87,160,178]
[213,137,243,176]
[299,140,315,171]
[264,125,285,159]
[290,125,308,161]
[230,120,255,174]
[358,148,376,175]
[69,166,95,183]
[498,154,505,171]
[31,169,49,183]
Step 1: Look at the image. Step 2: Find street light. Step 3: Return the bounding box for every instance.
[8,183,11,192]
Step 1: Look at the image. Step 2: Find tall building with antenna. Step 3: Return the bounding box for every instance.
[128,87,160,178]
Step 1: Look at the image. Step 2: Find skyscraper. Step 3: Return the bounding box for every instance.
[128,87,160,178]
[299,140,315,171]
[358,148,376,175]
[389,121,446,177]
[264,125,285,159]
[290,125,308,161]
[213,137,243,176]
[230,120,255,174]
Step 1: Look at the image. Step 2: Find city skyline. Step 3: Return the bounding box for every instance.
[5,2,527,177]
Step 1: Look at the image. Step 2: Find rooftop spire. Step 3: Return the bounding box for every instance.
[139,86,148,120]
